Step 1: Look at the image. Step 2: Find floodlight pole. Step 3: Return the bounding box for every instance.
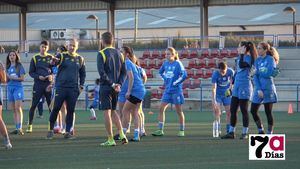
[134,9,138,43]
[292,12,297,47]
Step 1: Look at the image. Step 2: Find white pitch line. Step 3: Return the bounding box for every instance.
[115,17,135,26]
[208,15,225,21]
[249,13,277,21]
[148,16,177,25]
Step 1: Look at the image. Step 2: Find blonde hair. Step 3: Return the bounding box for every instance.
[167,47,179,60]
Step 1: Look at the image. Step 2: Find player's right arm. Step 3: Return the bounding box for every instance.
[97,51,112,86]
[29,56,40,80]
[211,71,218,109]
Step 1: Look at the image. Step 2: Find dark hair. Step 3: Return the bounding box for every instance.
[58,45,67,52]
[40,40,49,46]
[122,46,138,65]
[6,50,22,74]
[218,62,227,70]
[101,32,113,45]
[259,42,280,64]
[95,78,100,85]
[240,41,257,65]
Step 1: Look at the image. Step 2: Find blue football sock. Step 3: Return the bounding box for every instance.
[158,122,164,130]
[16,123,21,129]
[258,128,264,133]
[134,129,139,139]
[229,126,235,133]
[242,127,249,134]
[226,124,230,133]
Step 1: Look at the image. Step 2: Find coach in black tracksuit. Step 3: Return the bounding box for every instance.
[27,41,54,133]
[48,39,86,138]
[97,32,127,146]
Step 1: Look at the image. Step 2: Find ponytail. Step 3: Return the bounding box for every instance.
[269,47,280,65]
[247,41,257,65]
[240,41,257,65]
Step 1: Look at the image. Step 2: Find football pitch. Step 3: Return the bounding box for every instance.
[0,109,299,169]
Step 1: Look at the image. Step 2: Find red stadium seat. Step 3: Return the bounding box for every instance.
[203,69,213,79]
[190,78,201,89]
[157,89,163,99]
[157,60,164,68]
[195,69,204,79]
[148,60,156,69]
[206,58,216,68]
[228,49,238,58]
[151,50,160,59]
[209,49,219,59]
[188,50,198,59]
[146,69,153,78]
[187,60,196,69]
[220,49,229,58]
[142,50,150,59]
[196,59,206,69]
[159,50,166,59]
[187,69,195,78]
[151,89,158,99]
[153,59,161,69]
[183,79,191,89]
[201,49,209,59]
[180,49,189,59]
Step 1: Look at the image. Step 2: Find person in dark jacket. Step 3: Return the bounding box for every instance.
[26,40,54,133]
[97,32,128,146]
[47,39,86,139]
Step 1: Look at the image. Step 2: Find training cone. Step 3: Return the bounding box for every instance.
[148,111,154,115]
[288,103,293,114]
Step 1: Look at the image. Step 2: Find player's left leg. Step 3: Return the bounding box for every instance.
[264,103,274,134]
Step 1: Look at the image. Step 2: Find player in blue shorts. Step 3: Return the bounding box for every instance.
[251,42,280,134]
[121,46,146,141]
[89,78,100,120]
[152,47,187,137]
[0,61,12,149]
[137,65,147,137]
[6,51,26,135]
[115,51,147,140]
[211,62,234,137]
[222,41,257,139]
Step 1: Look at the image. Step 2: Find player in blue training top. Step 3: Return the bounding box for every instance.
[222,41,257,139]
[251,42,280,134]
[211,62,234,137]
[89,78,100,120]
[115,48,147,141]
[152,47,187,137]
[6,51,26,135]
[121,46,146,142]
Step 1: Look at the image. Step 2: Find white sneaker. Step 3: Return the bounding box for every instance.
[4,142,12,150]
